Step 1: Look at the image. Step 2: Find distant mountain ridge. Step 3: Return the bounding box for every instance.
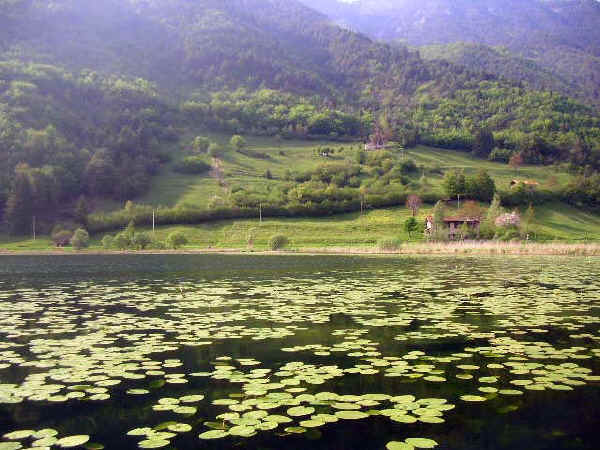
[300,0,600,103]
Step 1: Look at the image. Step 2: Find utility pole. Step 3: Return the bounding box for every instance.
[259,203,262,224]
[32,216,36,241]
[152,209,155,234]
[457,194,461,210]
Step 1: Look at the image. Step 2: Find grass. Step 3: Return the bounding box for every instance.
[3,203,600,253]
[137,134,356,208]
[1,135,595,251]
[404,145,572,194]
[133,134,573,210]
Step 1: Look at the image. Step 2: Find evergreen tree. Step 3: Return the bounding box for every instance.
[5,166,34,236]
[192,136,211,153]
[430,200,447,241]
[472,127,495,158]
[74,195,90,229]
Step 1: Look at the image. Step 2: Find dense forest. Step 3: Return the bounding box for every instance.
[302,0,600,106]
[1,0,600,234]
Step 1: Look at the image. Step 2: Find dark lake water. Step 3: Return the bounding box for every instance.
[0,254,599,450]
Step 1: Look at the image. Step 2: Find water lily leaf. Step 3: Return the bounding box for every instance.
[405,438,438,448]
[56,435,90,448]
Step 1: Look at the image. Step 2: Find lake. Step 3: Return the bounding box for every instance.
[0,254,599,450]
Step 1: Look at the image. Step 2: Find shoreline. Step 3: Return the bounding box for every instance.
[1,242,600,257]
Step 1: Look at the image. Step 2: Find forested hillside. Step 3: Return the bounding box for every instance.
[1,0,600,236]
[301,0,600,105]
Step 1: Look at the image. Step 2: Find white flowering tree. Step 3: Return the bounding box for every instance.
[495,211,521,228]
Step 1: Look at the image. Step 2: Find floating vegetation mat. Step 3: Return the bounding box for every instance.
[0,254,599,449]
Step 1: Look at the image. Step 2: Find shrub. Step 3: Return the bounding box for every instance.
[70,228,90,250]
[101,235,115,249]
[173,156,211,174]
[52,229,73,247]
[192,136,211,153]
[208,143,224,158]
[377,238,402,251]
[404,217,419,238]
[269,234,289,251]
[114,232,131,250]
[167,232,188,249]
[150,238,167,250]
[230,135,247,150]
[400,159,417,174]
[264,169,273,179]
[133,232,152,250]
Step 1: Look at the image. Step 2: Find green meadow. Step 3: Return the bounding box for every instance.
[2,136,598,251]
[135,135,574,210]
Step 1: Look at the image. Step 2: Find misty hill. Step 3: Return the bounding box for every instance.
[0,0,444,102]
[1,0,600,235]
[301,0,600,103]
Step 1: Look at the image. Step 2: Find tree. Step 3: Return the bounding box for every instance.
[192,136,211,153]
[167,231,188,249]
[208,142,224,158]
[133,232,151,250]
[85,150,116,196]
[466,170,496,202]
[430,200,447,241]
[404,216,418,238]
[509,153,524,173]
[101,235,115,249]
[114,232,131,250]
[406,194,422,217]
[472,127,495,158]
[70,228,90,250]
[230,135,247,151]
[522,204,535,236]
[74,195,90,229]
[486,193,503,223]
[442,170,466,198]
[5,165,34,236]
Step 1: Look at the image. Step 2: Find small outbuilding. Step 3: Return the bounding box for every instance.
[425,216,482,239]
[510,179,539,189]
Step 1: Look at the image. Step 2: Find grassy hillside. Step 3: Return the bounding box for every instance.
[133,135,574,210]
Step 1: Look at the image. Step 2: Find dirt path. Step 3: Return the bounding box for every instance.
[209,157,226,186]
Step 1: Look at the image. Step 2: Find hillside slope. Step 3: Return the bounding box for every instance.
[300,0,600,104]
[1,0,599,236]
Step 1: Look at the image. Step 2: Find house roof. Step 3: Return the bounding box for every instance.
[511,179,539,186]
[443,216,481,223]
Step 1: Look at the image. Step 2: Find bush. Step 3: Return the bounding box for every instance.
[377,238,402,251]
[114,232,131,250]
[52,229,73,247]
[400,159,417,175]
[70,228,90,250]
[167,232,188,249]
[173,156,212,174]
[133,232,152,250]
[101,235,115,249]
[269,234,289,250]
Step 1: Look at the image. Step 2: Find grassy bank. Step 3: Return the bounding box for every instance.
[2,242,600,257]
[2,203,600,253]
